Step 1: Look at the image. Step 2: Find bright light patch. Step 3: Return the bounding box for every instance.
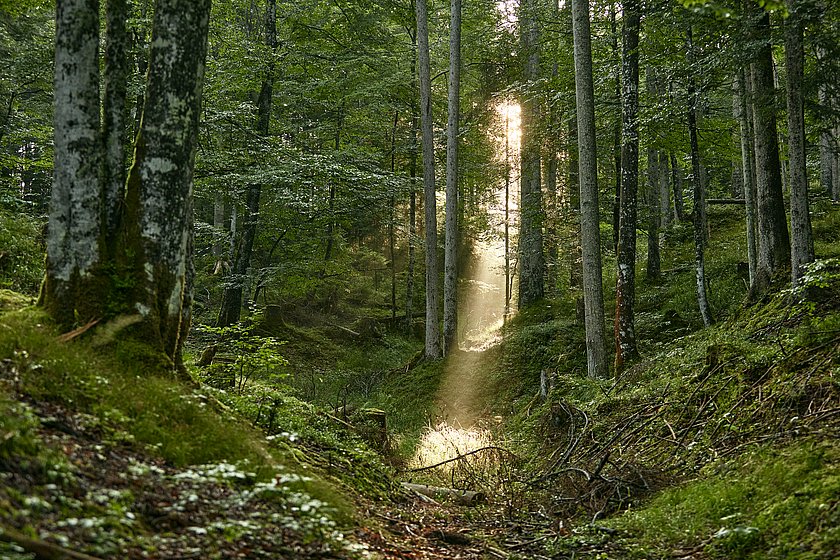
[410,422,495,473]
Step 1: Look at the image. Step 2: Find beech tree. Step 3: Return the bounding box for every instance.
[571,0,608,379]
[785,0,814,286]
[686,26,713,327]
[517,0,545,308]
[443,0,461,355]
[614,0,641,373]
[42,0,211,372]
[415,0,441,359]
[748,8,790,292]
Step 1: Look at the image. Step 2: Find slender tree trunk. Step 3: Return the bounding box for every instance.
[416,0,441,358]
[504,105,511,319]
[544,0,562,299]
[785,0,814,286]
[443,0,461,355]
[659,150,671,229]
[119,0,211,367]
[645,68,660,281]
[572,0,608,379]
[217,0,276,327]
[390,110,399,321]
[749,9,791,292]
[568,114,585,324]
[817,47,834,196]
[735,69,758,288]
[610,4,621,255]
[518,0,545,308]
[212,192,225,274]
[406,31,418,335]
[687,28,713,327]
[102,0,129,241]
[42,0,103,326]
[614,0,641,373]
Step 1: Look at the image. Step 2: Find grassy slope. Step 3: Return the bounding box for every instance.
[479,199,840,558]
[0,301,396,558]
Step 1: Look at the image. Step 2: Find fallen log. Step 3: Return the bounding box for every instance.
[401,482,485,506]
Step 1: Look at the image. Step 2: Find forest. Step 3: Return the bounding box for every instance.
[1,0,839,558]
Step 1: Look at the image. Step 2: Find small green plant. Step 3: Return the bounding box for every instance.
[199,311,288,393]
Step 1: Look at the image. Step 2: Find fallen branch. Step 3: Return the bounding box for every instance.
[401,483,485,506]
[0,526,105,560]
[402,445,517,473]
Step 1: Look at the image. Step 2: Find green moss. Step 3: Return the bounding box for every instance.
[615,441,840,559]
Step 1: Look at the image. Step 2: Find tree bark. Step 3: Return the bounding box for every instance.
[645,68,660,281]
[785,0,815,286]
[518,0,545,308]
[749,8,791,292]
[443,0,461,355]
[615,0,641,373]
[42,0,103,327]
[734,69,758,288]
[118,0,210,368]
[102,0,129,240]
[406,30,418,335]
[687,28,713,327]
[416,0,441,358]
[572,0,609,379]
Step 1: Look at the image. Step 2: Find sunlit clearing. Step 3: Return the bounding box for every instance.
[495,101,521,158]
[410,422,495,473]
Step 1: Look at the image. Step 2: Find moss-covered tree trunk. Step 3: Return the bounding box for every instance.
[118,0,210,369]
[42,0,104,327]
[614,0,641,373]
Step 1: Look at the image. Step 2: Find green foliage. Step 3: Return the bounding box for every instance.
[0,211,44,295]
[199,311,288,393]
[617,441,840,559]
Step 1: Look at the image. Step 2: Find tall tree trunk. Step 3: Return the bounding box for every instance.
[544,0,562,299]
[645,68,660,281]
[610,4,621,255]
[102,0,129,240]
[443,0,461,355]
[687,28,713,327]
[749,8,791,292]
[735,69,758,288]
[785,0,815,286]
[568,114,585,324]
[416,0,441,358]
[504,104,512,319]
[390,110,399,321]
[518,0,545,308]
[217,0,276,327]
[406,30,418,335]
[817,47,834,197]
[572,0,608,379]
[119,0,211,368]
[42,0,103,327]
[614,0,641,373]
